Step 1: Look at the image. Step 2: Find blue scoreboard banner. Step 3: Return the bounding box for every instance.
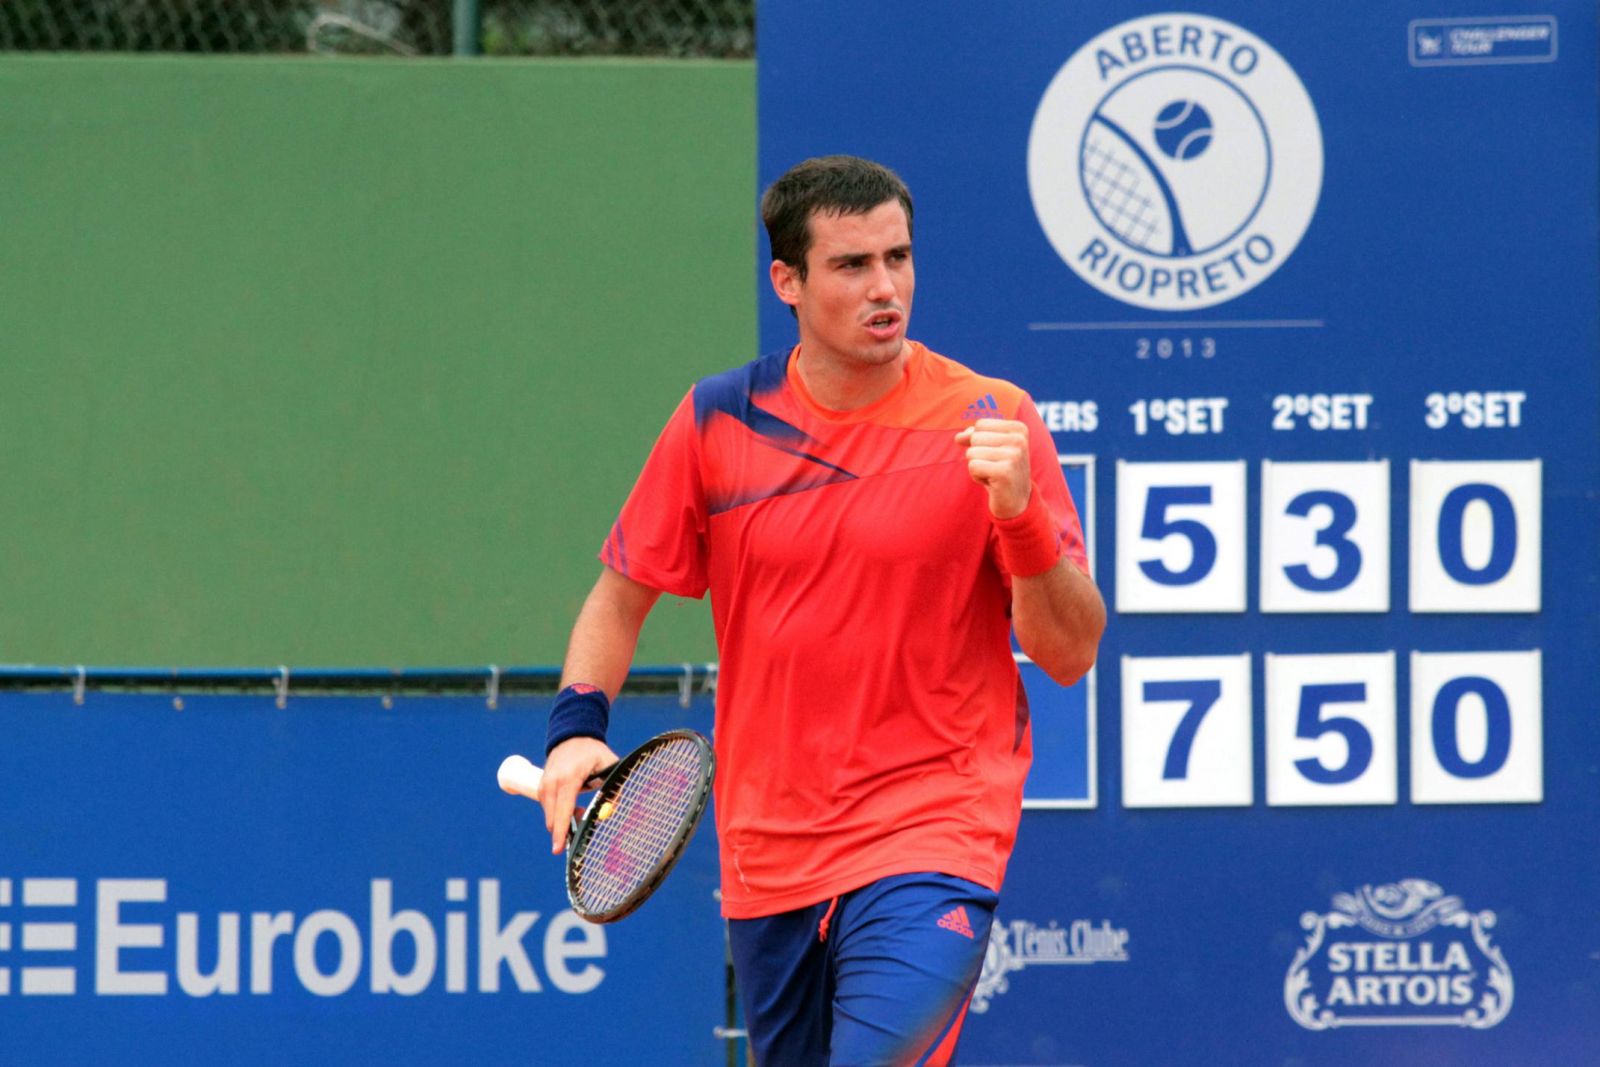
[760,2,1597,1063]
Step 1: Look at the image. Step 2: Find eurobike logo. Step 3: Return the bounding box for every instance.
[971,915,1130,1012]
[0,877,604,998]
[1028,13,1324,310]
[1285,879,1513,1029]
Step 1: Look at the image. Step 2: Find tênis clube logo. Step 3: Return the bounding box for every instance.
[1028,13,1323,310]
[972,915,1130,1012]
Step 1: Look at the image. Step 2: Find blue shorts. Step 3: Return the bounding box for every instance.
[728,872,998,1066]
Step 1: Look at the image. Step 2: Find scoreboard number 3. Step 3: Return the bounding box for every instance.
[1260,461,1390,613]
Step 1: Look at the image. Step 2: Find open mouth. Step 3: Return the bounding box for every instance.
[865,310,901,334]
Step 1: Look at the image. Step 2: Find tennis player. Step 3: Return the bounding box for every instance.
[539,155,1105,1065]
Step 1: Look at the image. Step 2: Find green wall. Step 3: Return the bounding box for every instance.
[0,56,753,667]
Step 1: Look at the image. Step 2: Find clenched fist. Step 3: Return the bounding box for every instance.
[954,418,1032,520]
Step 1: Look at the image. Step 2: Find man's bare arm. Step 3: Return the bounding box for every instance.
[539,566,662,852]
[957,417,1105,685]
[1010,558,1105,686]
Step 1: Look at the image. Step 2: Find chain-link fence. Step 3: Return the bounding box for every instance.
[0,1,754,57]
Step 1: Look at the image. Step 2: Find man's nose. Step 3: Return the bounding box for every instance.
[865,262,896,302]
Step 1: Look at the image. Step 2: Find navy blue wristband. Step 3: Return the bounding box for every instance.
[546,684,610,757]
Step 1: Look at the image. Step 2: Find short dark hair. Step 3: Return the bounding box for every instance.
[761,155,914,280]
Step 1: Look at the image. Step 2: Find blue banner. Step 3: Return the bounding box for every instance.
[0,691,724,1064]
[759,2,1598,1062]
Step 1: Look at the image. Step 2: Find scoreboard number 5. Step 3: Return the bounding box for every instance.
[1116,461,1246,613]
[1267,653,1397,806]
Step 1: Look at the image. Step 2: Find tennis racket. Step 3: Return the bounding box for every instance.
[497,729,715,923]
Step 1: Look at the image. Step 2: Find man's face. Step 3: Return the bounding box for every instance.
[772,200,914,369]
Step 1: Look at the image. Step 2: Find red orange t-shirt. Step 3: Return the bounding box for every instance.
[601,341,1088,918]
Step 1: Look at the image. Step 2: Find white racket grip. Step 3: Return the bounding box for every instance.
[497,754,544,800]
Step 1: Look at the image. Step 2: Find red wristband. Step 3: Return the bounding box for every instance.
[993,486,1062,578]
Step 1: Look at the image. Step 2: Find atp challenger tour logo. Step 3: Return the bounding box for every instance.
[1028,13,1323,310]
[972,914,1129,1012]
[1285,879,1514,1030]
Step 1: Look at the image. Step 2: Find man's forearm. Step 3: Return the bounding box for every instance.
[1011,561,1105,686]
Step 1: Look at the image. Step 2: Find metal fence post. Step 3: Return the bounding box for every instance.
[453,0,482,56]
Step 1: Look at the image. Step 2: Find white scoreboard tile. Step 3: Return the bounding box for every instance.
[1266,652,1397,807]
[1409,459,1541,613]
[1120,653,1253,808]
[1411,650,1543,804]
[1260,460,1390,613]
[1115,460,1247,614]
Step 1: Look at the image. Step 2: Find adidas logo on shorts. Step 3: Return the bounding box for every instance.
[937,906,975,939]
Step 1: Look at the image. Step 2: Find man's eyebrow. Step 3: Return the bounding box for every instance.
[824,244,912,265]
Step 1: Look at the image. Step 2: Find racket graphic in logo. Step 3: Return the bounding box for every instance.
[1031,14,1320,310]
[1081,112,1194,258]
[1081,99,1221,258]
[1078,67,1272,262]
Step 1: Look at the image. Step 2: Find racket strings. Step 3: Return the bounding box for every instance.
[570,739,705,913]
[1082,130,1163,251]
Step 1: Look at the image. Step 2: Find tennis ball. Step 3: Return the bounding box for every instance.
[1153,100,1213,161]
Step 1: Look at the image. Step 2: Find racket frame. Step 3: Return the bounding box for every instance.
[564,728,715,923]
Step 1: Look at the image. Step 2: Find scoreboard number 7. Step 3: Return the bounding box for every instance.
[1121,654,1253,809]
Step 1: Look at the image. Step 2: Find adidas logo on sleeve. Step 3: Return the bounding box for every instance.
[961,394,1001,421]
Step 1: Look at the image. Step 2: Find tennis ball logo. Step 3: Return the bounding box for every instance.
[1153,100,1213,161]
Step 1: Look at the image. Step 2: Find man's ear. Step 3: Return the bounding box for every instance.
[769,258,802,308]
